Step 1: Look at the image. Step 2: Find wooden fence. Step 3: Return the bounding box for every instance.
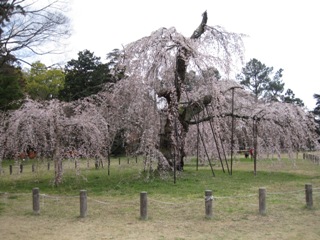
[303,153,320,164]
[28,184,316,219]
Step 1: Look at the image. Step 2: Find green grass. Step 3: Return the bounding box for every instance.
[1,155,320,239]
[0,156,318,198]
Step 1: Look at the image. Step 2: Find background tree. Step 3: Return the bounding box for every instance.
[25,61,65,100]
[237,58,273,100]
[0,55,24,110]
[0,0,70,110]
[59,50,112,102]
[0,0,70,66]
[281,89,304,107]
[106,48,126,82]
[263,69,284,102]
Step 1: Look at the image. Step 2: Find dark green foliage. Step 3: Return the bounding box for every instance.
[237,58,274,100]
[282,88,304,107]
[238,59,305,106]
[0,60,25,110]
[59,50,113,101]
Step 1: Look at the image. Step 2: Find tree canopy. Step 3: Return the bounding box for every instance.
[0,59,24,110]
[24,61,65,100]
[59,50,113,102]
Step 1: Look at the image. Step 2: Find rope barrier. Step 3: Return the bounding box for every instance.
[1,187,319,206]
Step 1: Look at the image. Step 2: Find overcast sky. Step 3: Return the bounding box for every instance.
[40,0,319,110]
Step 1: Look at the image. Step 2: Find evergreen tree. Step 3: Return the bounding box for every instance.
[282,89,304,107]
[237,58,273,100]
[59,50,112,101]
[0,56,25,110]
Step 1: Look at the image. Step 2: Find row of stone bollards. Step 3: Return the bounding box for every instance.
[31,184,314,219]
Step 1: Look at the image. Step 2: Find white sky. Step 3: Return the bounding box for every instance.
[40,0,320,110]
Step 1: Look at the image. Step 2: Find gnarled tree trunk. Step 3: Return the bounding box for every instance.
[157,12,209,170]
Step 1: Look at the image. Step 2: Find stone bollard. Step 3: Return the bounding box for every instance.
[140,192,148,220]
[80,190,87,218]
[32,188,40,215]
[205,190,213,219]
[305,183,313,209]
[259,187,266,215]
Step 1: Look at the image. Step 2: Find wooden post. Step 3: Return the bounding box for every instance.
[305,183,313,209]
[205,190,213,219]
[32,164,35,172]
[259,187,266,215]
[127,158,130,164]
[47,162,50,170]
[119,157,120,165]
[140,191,148,220]
[20,164,23,173]
[9,165,12,175]
[32,187,40,215]
[80,190,87,218]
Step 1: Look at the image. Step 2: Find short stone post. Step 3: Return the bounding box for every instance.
[205,190,213,219]
[140,191,148,220]
[305,183,313,209]
[80,190,87,218]
[9,165,12,175]
[32,187,40,215]
[259,187,266,215]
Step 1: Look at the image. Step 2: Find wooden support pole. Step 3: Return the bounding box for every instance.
[47,162,50,171]
[305,183,313,209]
[32,187,40,215]
[20,164,23,173]
[140,191,148,220]
[80,190,87,218]
[205,190,213,219]
[259,187,266,215]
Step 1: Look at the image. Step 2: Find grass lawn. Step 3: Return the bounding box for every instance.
[0,153,320,240]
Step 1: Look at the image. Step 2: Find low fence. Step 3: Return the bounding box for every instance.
[16,184,318,219]
[303,153,320,164]
[5,156,139,175]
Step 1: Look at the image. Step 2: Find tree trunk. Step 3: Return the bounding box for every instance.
[158,11,209,171]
